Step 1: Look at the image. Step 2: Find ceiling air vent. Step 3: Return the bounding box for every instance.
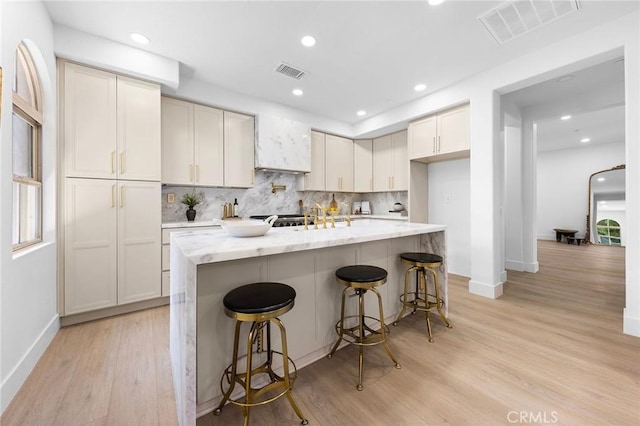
[275,62,308,80]
[479,0,580,45]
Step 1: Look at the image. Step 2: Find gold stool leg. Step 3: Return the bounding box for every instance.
[393,265,415,326]
[426,266,452,329]
[328,286,349,359]
[371,287,401,369]
[420,269,435,343]
[241,322,259,425]
[357,288,365,391]
[272,317,309,425]
[214,320,243,415]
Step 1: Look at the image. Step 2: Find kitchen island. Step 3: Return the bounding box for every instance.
[170,219,447,425]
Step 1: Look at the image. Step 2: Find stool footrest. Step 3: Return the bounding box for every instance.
[334,315,390,346]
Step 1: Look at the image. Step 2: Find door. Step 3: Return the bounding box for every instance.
[161,97,194,185]
[338,137,354,192]
[64,63,117,179]
[391,130,408,190]
[64,178,118,314]
[354,139,373,192]
[408,115,437,160]
[373,135,393,191]
[324,134,341,191]
[304,131,326,191]
[437,104,470,155]
[117,180,161,304]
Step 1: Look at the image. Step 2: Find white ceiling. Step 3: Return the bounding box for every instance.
[43,0,639,125]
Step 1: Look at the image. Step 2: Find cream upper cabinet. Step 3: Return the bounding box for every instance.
[391,130,408,191]
[161,98,224,186]
[298,130,326,191]
[437,104,470,156]
[161,97,194,185]
[194,105,224,186]
[64,62,161,180]
[325,134,353,192]
[64,178,161,315]
[354,139,373,193]
[64,63,117,179]
[408,103,470,161]
[224,111,255,188]
[373,131,407,192]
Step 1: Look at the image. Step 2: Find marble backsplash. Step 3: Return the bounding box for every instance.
[162,171,408,222]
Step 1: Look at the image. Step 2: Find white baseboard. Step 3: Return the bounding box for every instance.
[0,314,60,414]
[623,309,640,337]
[505,260,524,272]
[469,279,503,299]
[524,261,539,273]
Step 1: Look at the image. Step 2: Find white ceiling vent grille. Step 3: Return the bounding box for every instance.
[275,62,308,80]
[479,0,580,45]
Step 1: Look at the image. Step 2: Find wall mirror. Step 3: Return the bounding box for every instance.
[585,165,625,245]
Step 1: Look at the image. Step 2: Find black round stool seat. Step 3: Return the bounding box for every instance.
[223,282,296,314]
[336,265,387,284]
[400,252,443,265]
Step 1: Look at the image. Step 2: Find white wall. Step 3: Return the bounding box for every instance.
[0,1,59,413]
[428,159,471,277]
[537,142,625,240]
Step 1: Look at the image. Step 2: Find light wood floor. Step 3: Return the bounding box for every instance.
[3,241,638,425]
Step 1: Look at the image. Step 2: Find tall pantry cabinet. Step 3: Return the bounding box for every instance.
[61,62,162,316]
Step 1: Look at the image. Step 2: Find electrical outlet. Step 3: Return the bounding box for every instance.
[167,193,175,204]
[444,194,452,204]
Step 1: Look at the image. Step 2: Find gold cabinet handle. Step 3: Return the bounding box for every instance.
[391,176,395,189]
[433,136,436,154]
[119,185,124,208]
[111,151,115,174]
[438,135,441,153]
[370,178,373,191]
[120,153,124,174]
[388,176,391,190]
[189,164,194,182]
[195,165,200,182]
[111,184,115,208]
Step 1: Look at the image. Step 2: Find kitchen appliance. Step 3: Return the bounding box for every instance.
[250,214,311,227]
[360,201,371,215]
[255,115,311,173]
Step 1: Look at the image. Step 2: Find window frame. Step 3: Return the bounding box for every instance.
[12,42,43,251]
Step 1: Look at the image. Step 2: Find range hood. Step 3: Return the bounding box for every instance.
[255,115,311,173]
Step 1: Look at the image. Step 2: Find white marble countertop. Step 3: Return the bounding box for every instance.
[171,219,445,266]
[161,214,407,229]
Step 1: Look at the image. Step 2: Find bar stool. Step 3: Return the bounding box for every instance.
[393,252,452,342]
[327,265,401,391]
[213,282,308,425]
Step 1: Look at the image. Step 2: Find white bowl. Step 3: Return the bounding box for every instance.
[216,215,277,237]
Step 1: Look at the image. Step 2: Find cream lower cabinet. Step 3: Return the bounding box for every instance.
[354,139,373,192]
[325,134,354,192]
[64,178,161,315]
[373,130,407,192]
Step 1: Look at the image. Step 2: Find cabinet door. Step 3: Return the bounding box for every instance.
[339,137,354,192]
[373,135,393,192]
[161,97,194,185]
[117,76,161,181]
[64,178,117,314]
[324,134,341,192]
[437,104,470,155]
[354,139,373,192]
[224,111,255,188]
[302,131,326,191]
[64,63,117,179]
[391,130,408,191]
[408,115,437,160]
[194,105,224,186]
[117,181,161,304]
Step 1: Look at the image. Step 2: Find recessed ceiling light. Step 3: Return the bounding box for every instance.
[560,115,572,120]
[556,74,575,83]
[581,138,591,143]
[292,89,304,96]
[357,110,366,117]
[130,32,150,45]
[301,36,316,47]
[428,0,446,5]
[414,83,427,92]
[597,177,605,182]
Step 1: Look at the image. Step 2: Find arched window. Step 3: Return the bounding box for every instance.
[12,42,43,250]
[596,219,621,246]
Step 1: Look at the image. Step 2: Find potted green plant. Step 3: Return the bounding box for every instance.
[181,190,201,222]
